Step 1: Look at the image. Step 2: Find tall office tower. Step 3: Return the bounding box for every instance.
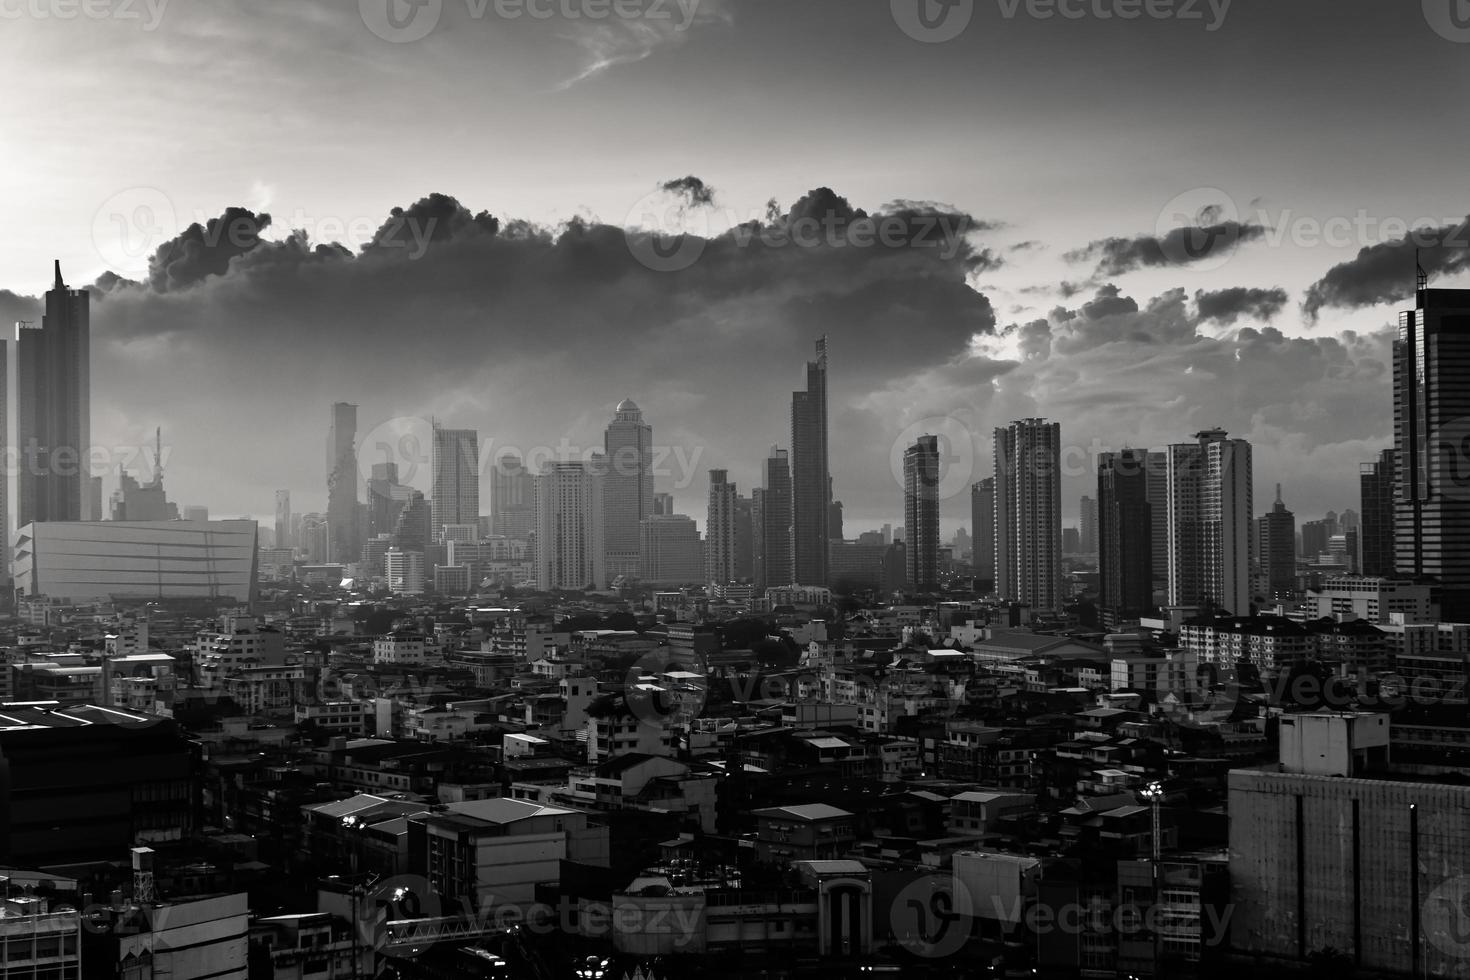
[491,453,536,539]
[1062,528,1080,555]
[1359,449,1395,577]
[705,469,738,585]
[1097,450,1153,624]
[1166,428,1253,614]
[971,478,996,591]
[326,402,359,564]
[1255,484,1297,601]
[903,435,941,592]
[14,262,90,529]
[534,459,606,591]
[301,514,329,564]
[1144,450,1169,598]
[652,492,675,516]
[639,515,704,585]
[790,337,830,587]
[390,491,432,553]
[1395,284,1470,619]
[994,419,1063,611]
[430,424,479,541]
[1339,509,1359,531]
[829,494,844,542]
[753,446,793,592]
[734,496,754,581]
[274,491,291,551]
[1079,496,1098,554]
[603,399,653,580]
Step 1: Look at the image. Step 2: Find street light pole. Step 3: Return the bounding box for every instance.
[1142,781,1164,978]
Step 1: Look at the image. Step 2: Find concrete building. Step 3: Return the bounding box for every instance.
[994,419,1063,611]
[639,514,703,585]
[1098,449,1153,625]
[14,520,258,605]
[326,402,359,566]
[903,435,940,592]
[791,338,831,588]
[384,548,425,595]
[753,446,793,592]
[1306,575,1438,624]
[1166,428,1253,614]
[1257,483,1297,602]
[971,477,996,592]
[705,469,738,586]
[491,452,535,540]
[0,894,80,980]
[1359,448,1395,577]
[603,399,653,581]
[534,459,606,591]
[430,423,479,543]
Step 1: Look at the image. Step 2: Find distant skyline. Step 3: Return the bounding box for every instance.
[3,0,1464,531]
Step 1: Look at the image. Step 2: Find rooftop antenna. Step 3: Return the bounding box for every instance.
[1417,248,1429,295]
[154,427,163,484]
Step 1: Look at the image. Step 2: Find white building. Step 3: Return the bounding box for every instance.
[14,520,258,605]
[1307,575,1437,624]
[534,459,606,591]
[1166,429,1252,614]
[994,419,1063,612]
[373,631,435,666]
[384,548,425,595]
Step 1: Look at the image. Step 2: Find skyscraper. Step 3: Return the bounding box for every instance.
[534,459,606,591]
[603,399,653,580]
[1394,285,1470,619]
[753,446,792,592]
[1097,449,1153,625]
[971,478,996,591]
[14,262,90,530]
[734,495,754,582]
[705,469,738,585]
[367,462,414,540]
[790,337,830,587]
[430,424,479,541]
[1166,428,1253,614]
[994,419,1063,611]
[492,453,536,539]
[903,435,940,592]
[639,515,704,585]
[1359,449,1395,577]
[390,490,431,553]
[1255,484,1296,601]
[1144,450,1169,600]
[326,403,359,565]
[652,492,675,517]
[1079,496,1098,554]
[274,490,291,552]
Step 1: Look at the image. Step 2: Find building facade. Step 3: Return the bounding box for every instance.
[903,435,940,592]
[1166,428,1253,614]
[534,459,606,591]
[791,338,831,587]
[994,419,1062,611]
[603,399,653,581]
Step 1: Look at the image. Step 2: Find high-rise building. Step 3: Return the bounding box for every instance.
[829,497,844,542]
[326,403,359,565]
[1097,449,1152,624]
[1395,285,1470,619]
[390,490,432,553]
[274,490,291,552]
[431,424,479,542]
[1301,519,1333,562]
[790,337,830,587]
[1144,450,1169,599]
[491,453,536,540]
[639,515,704,585]
[384,548,425,595]
[1359,448,1395,577]
[1079,495,1098,554]
[534,459,606,591]
[1166,428,1253,613]
[705,469,738,585]
[652,492,675,516]
[366,462,414,540]
[994,419,1063,611]
[903,435,940,592]
[82,476,103,521]
[971,478,996,591]
[603,399,653,580]
[1255,484,1297,601]
[109,466,177,522]
[734,495,754,581]
[753,447,792,592]
[14,261,90,529]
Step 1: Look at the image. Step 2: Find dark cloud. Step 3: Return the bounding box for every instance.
[1196,287,1289,324]
[148,207,272,293]
[1066,212,1267,276]
[660,176,717,208]
[1301,217,1470,319]
[363,193,499,255]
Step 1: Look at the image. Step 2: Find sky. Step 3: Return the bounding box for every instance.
[4,0,1470,534]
